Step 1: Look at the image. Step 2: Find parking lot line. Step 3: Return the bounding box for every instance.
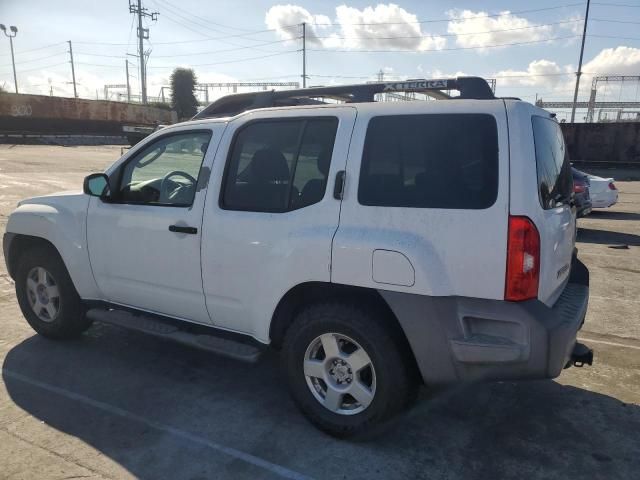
[577,336,640,351]
[2,369,312,480]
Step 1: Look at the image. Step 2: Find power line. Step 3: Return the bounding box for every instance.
[314,19,581,40]
[155,0,262,33]
[73,51,299,70]
[75,38,293,59]
[147,49,299,68]
[152,0,254,39]
[152,39,293,57]
[592,2,640,7]
[590,17,640,24]
[308,35,580,53]
[589,34,640,41]
[0,51,67,66]
[0,61,68,74]
[308,72,579,80]
[0,41,66,57]
[76,62,124,68]
[149,0,292,51]
[310,3,585,26]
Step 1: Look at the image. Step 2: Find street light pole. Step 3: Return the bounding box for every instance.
[0,24,19,94]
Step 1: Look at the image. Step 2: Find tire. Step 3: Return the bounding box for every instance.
[281,301,417,438]
[15,246,92,339]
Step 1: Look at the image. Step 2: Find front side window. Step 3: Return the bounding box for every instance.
[118,131,211,206]
[358,114,499,209]
[532,116,572,209]
[221,118,338,212]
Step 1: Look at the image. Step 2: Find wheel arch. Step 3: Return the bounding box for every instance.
[5,234,62,279]
[4,232,100,300]
[269,281,421,379]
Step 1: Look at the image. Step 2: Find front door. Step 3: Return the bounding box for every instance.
[87,128,219,324]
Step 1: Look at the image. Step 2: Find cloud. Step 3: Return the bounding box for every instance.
[582,46,640,76]
[559,14,584,36]
[265,3,446,51]
[446,9,553,49]
[25,69,112,99]
[265,4,331,46]
[491,46,640,98]
[494,60,572,88]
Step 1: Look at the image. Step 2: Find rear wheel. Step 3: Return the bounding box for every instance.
[15,246,92,339]
[282,302,416,437]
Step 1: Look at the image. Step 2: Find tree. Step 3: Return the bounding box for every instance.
[170,68,198,119]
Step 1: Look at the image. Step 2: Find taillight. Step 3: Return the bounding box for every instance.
[608,182,617,190]
[573,182,586,194]
[505,216,540,301]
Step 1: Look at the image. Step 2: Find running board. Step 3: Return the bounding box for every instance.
[86,308,264,363]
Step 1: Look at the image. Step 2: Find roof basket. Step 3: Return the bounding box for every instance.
[193,76,495,120]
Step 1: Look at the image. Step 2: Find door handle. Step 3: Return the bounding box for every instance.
[333,170,345,200]
[169,225,198,234]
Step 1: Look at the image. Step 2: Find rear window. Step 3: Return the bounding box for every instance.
[358,114,499,209]
[532,116,573,209]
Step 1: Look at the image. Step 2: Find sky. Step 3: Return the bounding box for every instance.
[1,0,640,121]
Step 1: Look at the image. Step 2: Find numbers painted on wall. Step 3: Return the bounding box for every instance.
[10,104,32,117]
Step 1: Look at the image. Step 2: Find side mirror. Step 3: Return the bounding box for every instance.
[83,173,111,198]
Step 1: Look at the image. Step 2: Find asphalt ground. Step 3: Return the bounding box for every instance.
[0,145,638,480]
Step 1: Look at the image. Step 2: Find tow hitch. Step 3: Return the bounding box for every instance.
[568,342,593,368]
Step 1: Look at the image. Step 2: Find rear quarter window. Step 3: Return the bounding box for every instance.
[532,116,573,209]
[358,114,499,209]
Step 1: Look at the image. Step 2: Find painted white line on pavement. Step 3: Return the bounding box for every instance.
[589,295,640,304]
[578,337,640,351]
[2,369,312,480]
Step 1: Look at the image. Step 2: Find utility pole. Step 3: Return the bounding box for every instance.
[0,24,18,94]
[302,22,306,88]
[570,0,591,123]
[67,40,78,98]
[125,60,131,102]
[129,0,158,104]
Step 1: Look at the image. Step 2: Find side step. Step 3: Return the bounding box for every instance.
[87,308,264,363]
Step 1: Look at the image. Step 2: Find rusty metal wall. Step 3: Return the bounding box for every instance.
[0,93,176,135]
[561,122,640,165]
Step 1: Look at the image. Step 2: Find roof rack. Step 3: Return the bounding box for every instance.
[193,76,495,120]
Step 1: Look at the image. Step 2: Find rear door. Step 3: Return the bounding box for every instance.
[200,107,356,341]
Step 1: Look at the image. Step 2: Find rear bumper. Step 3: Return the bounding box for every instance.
[380,258,590,386]
[591,191,618,208]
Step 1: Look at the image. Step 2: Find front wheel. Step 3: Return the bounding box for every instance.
[15,246,92,339]
[282,302,417,437]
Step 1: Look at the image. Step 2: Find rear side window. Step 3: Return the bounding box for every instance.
[221,118,338,212]
[532,116,573,209]
[358,114,499,209]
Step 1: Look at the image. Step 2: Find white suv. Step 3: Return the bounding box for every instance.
[3,78,592,437]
